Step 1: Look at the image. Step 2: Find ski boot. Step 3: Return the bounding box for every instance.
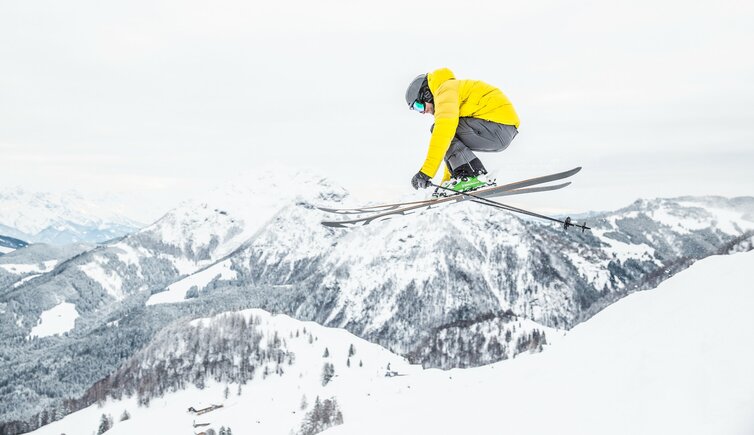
[432,173,496,197]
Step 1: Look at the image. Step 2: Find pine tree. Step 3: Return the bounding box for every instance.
[224,385,230,399]
[226,428,233,435]
[331,398,344,424]
[348,343,356,357]
[185,286,199,299]
[97,413,112,434]
[346,358,351,367]
[300,394,308,410]
[313,396,323,425]
[321,363,335,386]
[323,347,330,358]
[219,426,227,435]
[119,410,130,421]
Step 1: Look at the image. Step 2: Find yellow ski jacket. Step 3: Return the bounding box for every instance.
[420,68,520,180]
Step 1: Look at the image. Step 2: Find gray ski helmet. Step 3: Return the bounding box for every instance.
[405,74,427,107]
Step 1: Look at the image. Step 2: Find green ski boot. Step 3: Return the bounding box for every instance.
[433,174,495,197]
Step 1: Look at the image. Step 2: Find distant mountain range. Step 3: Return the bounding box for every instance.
[0,173,752,434]
[0,188,143,245]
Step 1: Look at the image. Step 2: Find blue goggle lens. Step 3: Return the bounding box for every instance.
[411,100,425,112]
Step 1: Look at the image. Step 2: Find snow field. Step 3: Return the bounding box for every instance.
[12,274,41,288]
[29,302,79,339]
[146,259,236,306]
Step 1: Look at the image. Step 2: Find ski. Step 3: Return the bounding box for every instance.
[430,183,591,232]
[321,182,572,228]
[317,166,581,215]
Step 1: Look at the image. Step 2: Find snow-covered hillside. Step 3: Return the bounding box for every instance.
[29,251,754,435]
[323,250,754,435]
[0,188,142,244]
[29,308,415,435]
[0,243,91,291]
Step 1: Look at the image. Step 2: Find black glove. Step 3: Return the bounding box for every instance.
[411,171,432,190]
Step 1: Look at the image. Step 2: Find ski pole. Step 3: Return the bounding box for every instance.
[429,183,590,232]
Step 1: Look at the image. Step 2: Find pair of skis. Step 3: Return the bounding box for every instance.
[318,167,590,231]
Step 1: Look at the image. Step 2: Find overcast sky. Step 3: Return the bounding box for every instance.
[1,0,752,222]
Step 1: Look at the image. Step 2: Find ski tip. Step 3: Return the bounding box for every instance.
[316,206,338,213]
[321,220,358,229]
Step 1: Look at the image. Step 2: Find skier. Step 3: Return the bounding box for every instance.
[406,68,520,195]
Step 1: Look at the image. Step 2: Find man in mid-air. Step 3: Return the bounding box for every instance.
[406,68,520,195]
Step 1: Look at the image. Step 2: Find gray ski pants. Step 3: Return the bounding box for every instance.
[443,117,518,176]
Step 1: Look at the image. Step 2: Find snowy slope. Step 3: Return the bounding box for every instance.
[28,251,754,435]
[323,250,754,435]
[29,309,415,435]
[145,258,236,305]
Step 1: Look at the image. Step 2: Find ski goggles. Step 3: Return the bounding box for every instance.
[410,100,426,112]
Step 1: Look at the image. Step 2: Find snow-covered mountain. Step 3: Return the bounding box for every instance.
[0,243,92,295]
[1,172,752,434]
[0,236,27,255]
[26,251,754,435]
[0,188,143,245]
[173,192,754,367]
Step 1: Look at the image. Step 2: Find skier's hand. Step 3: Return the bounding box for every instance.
[411,171,432,190]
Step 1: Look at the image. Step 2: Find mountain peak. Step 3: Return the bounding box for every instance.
[131,171,348,263]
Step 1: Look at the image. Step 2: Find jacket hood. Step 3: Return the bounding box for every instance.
[427,68,456,95]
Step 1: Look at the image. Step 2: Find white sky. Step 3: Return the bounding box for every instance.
[1,0,753,222]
